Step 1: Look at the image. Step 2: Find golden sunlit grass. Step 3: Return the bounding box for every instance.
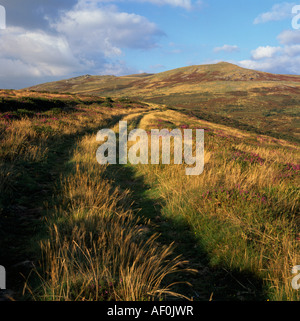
[135,110,300,301]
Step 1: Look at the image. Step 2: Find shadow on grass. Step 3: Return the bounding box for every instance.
[103,162,268,301]
[0,113,125,300]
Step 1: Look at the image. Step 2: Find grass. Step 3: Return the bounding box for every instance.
[134,110,300,301]
[0,90,299,301]
[28,128,193,301]
[0,92,192,301]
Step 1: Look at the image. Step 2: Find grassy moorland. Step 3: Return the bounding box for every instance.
[0,89,299,301]
[135,110,300,301]
[0,90,193,301]
[27,62,300,143]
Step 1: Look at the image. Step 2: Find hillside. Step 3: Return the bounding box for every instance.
[27,62,300,142]
[27,62,300,94]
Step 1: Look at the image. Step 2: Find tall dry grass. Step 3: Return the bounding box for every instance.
[1,99,299,301]
[136,110,300,301]
[24,128,194,301]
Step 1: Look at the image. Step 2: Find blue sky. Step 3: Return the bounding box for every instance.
[0,0,300,88]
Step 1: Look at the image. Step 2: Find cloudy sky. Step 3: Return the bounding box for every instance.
[0,0,300,88]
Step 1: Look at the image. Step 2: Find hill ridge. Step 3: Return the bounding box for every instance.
[26,62,300,94]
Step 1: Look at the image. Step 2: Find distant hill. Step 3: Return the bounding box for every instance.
[26,62,300,96]
[26,62,300,142]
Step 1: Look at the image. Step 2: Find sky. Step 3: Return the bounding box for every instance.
[0,0,300,88]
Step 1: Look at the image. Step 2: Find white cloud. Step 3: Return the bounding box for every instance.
[251,46,282,60]
[0,26,89,88]
[142,0,193,9]
[239,55,300,74]
[277,29,300,44]
[214,44,239,53]
[139,0,204,10]
[283,44,300,56]
[239,33,300,74]
[101,60,137,75]
[76,0,196,10]
[50,4,163,57]
[0,1,165,88]
[253,2,295,24]
[0,27,82,77]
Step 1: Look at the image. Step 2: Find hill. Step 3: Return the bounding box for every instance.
[26,62,300,143]
[27,62,300,94]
